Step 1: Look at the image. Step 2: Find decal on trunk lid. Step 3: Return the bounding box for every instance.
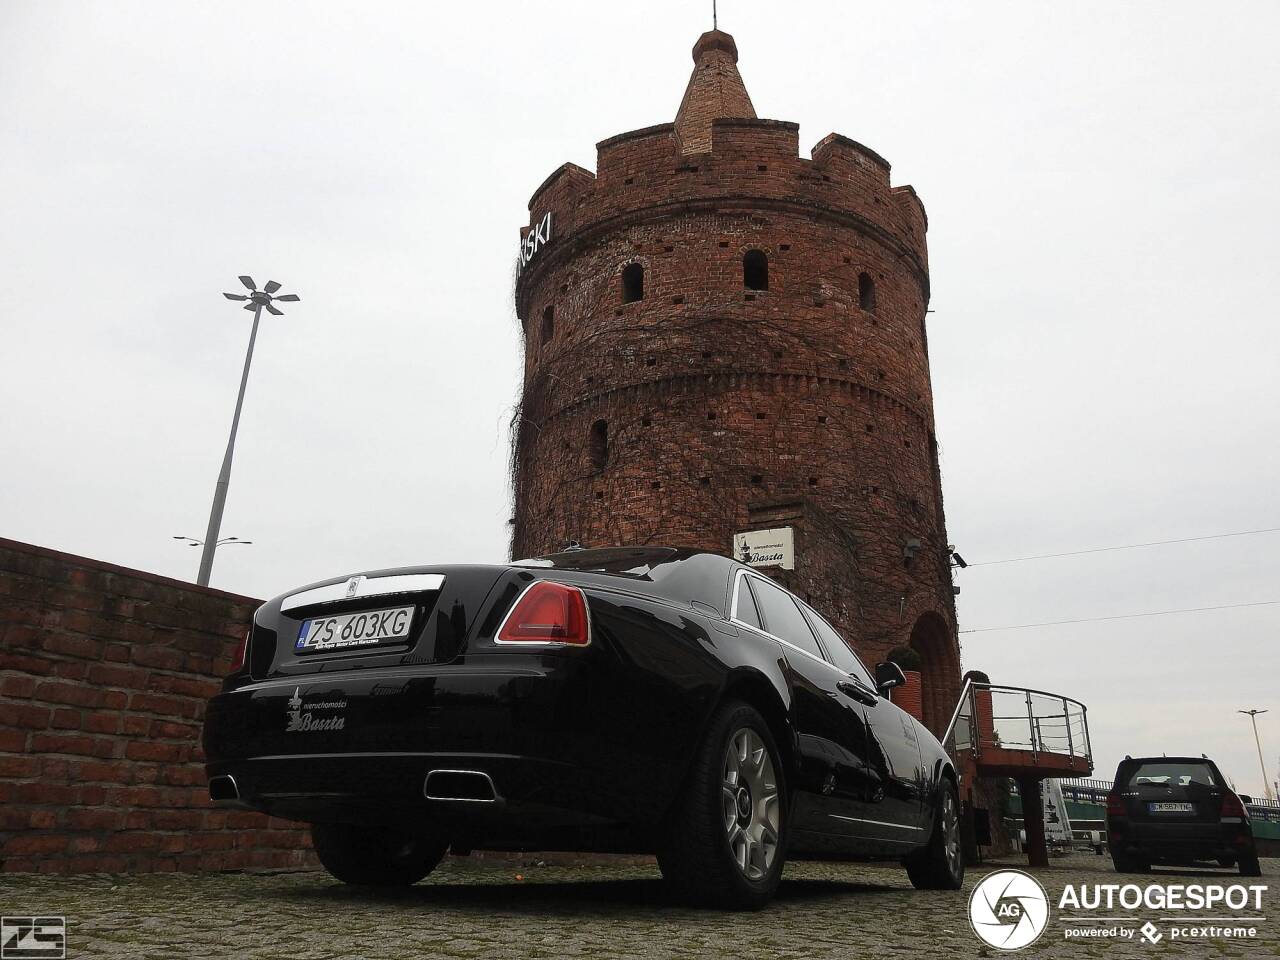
[285,687,347,733]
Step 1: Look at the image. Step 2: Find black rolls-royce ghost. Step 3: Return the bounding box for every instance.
[202,546,963,908]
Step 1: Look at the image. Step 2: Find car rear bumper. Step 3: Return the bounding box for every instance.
[206,752,629,839]
[202,656,685,847]
[1108,819,1256,862]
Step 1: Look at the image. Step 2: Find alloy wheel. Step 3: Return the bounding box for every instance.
[721,727,780,880]
[942,786,961,876]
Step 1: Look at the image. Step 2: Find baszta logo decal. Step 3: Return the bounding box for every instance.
[285,687,346,733]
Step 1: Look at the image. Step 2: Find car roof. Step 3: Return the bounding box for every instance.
[1119,756,1217,765]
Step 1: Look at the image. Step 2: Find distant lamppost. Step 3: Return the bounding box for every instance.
[195,276,299,587]
[174,535,253,549]
[1238,709,1274,801]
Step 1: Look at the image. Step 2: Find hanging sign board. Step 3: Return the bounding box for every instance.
[733,527,795,570]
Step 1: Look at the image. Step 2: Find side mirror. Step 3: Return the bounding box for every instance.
[1239,794,1253,805]
[875,661,906,694]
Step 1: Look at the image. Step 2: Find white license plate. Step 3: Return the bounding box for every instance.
[296,605,415,654]
[1148,802,1194,813]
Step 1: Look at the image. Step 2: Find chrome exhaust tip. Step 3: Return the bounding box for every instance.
[209,774,244,806]
[424,769,499,803]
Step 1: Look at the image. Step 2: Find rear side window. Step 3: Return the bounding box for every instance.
[802,605,874,687]
[750,577,826,661]
[733,577,764,630]
[1126,761,1219,788]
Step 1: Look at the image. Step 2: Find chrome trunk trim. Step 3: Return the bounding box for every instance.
[281,573,445,613]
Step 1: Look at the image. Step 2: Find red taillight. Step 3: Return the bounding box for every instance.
[1221,792,1247,818]
[497,581,590,646]
[1106,790,1126,817]
[230,629,249,673]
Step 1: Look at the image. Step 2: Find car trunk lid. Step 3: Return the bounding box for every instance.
[248,565,509,679]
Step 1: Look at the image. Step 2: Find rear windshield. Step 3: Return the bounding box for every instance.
[1125,761,1219,788]
[513,547,678,579]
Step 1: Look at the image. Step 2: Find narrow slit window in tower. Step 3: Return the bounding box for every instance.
[743,250,768,290]
[622,263,645,303]
[858,272,876,312]
[588,420,608,469]
[541,305,554,345]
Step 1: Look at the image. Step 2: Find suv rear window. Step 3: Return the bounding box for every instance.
[1125,761,1218,788]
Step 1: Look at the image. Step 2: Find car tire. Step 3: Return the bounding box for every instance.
[905,777,964,890]
[657,700,787,910]
[1239,852,1262,877]
[311,822,449,886]
[1111,851,1150,874]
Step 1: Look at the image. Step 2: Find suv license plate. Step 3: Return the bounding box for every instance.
[1148,802,1194,813]
[296,606,415,654]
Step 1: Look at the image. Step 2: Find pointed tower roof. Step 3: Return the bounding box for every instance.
[673,30,756,153]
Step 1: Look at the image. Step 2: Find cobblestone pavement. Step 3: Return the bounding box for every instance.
[2,853,1276,958]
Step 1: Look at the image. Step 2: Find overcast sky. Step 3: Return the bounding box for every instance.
[3,1,1278,797]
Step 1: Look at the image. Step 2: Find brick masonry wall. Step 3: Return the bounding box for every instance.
[0,537,313,874]
[510,35,960,733]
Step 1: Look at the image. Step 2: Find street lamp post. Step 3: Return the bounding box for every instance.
[1238,709,1273,801]
[174,535,253,549]
[196,276,299,587]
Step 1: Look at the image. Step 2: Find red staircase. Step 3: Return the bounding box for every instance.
[944,680,1093,867]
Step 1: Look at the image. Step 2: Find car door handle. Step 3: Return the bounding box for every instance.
[837,680,877,705]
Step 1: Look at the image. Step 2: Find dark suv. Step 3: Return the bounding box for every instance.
[1106,756,1262,876]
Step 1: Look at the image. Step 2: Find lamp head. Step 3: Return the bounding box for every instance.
[223,277,301,314]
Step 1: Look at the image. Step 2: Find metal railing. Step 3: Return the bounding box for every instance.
[944,679,1092,767]
[1060,777,1115,794]
[1054,777,1280,815]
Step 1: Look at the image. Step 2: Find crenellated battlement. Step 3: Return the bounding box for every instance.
[811,132,891,176]
[515,23,928,301]
[525,161,595,217]
[596,122,677,167]
[708,117,800,159]
[516,116,928,316]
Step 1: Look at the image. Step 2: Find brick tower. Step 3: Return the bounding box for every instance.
[511,29,960,732]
